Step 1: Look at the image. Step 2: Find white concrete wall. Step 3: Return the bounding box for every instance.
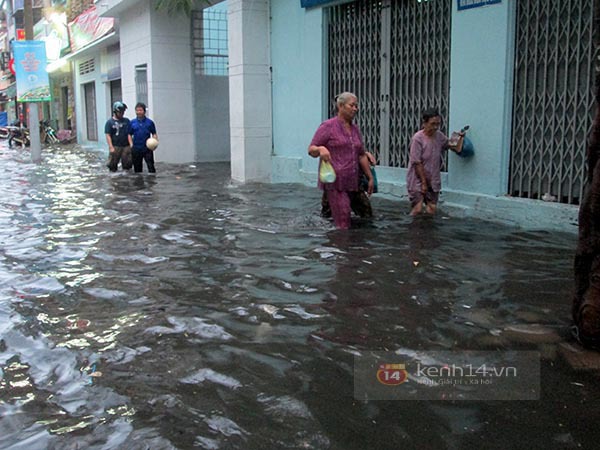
[117,5,151,124]
[149,7,196,163]
[228,0,272,182]
[117,1,196,164]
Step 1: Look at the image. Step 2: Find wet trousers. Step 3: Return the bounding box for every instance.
[132,149,156,173]
[322,190,373,221]
[107,145,132,172]
[326,189,357,229]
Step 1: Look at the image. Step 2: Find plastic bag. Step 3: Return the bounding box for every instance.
[319,161,336,183]
[450,125,474,158]
[458,136,474,158]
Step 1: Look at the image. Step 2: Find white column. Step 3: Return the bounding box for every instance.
[30,103,41,163]
[228,0,272,182]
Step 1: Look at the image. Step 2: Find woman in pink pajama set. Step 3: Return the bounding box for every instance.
[406,108,465,215]
[308,92,374,229]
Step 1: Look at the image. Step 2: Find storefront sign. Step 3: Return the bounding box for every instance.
[12,41,51,102]
[300,0,352,8]
[68,5,114,53]
[458,0,501,11]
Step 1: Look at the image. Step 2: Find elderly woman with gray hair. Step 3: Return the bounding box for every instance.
[308,92,374,229]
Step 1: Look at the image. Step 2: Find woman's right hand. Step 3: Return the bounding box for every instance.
[319,147,331,163]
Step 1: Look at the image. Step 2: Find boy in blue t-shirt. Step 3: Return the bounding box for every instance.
[129,102,158,173]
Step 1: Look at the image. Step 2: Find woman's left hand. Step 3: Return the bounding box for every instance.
[367,178,374,196]
[366,151,376,166]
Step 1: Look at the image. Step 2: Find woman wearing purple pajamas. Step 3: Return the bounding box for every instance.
[308,92,374,229]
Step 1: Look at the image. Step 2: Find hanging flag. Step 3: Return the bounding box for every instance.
[12,41,51,102]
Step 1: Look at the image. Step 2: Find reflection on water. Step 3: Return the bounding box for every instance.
[0,143,593,449]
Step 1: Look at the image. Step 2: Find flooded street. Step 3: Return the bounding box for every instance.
[0,142,595,449]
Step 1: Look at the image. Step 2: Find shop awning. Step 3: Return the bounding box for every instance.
[47,31,118,73]
[0,82,16,99]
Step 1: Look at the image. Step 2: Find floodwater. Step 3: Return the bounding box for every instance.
[0,142,594,449]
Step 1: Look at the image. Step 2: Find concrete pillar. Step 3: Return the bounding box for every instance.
[228,0,272,182]
[447,1,515,196]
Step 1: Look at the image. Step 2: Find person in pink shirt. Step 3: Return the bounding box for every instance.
[406,108,465,215]
[308,92,375,229]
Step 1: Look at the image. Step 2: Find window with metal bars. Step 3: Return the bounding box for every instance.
[192,3,228,77]
[135,64,148,106]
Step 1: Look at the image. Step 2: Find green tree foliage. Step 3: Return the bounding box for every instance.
[66,0,94,21]
[154,0,218,16]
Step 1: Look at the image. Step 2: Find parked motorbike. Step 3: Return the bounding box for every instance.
[8,125,30,148]
[0,119,22,141]
[40,120,59,145]
[2,120,61,147]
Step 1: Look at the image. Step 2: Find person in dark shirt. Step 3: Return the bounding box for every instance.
[104,101,132,172]
[129,102,158,173]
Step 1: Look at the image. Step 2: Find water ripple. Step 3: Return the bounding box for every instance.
[0,142,588,449]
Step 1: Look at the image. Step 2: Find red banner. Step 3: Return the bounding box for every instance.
[68,5,114,53]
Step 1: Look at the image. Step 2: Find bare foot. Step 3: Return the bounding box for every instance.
[425,203,437,214]
[410,203,423,215]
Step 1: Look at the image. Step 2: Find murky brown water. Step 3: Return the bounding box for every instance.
[0,142,593,449]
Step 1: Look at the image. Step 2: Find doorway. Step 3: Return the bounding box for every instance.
[83,82,97,141]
